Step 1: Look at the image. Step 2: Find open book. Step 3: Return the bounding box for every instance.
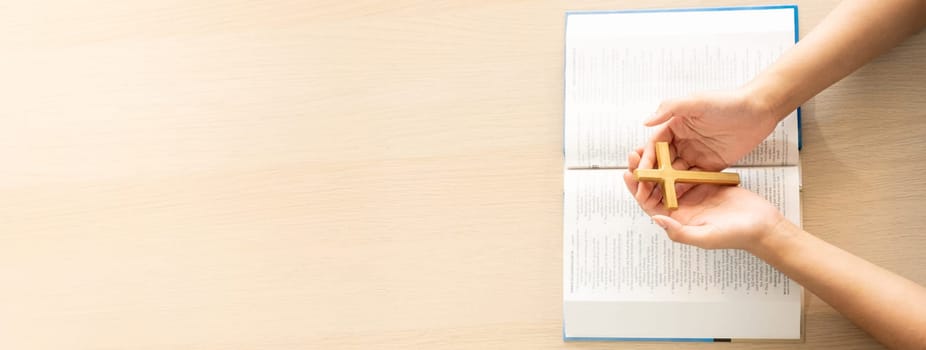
[563,6,803,341]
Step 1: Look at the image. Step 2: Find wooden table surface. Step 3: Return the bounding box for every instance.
[2,1,924,349]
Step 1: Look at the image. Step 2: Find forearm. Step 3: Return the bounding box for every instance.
[746,0,926,120]
[750,220,926,348]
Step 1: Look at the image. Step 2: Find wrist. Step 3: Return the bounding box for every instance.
[747,216,804,262]
[743,74,793,124]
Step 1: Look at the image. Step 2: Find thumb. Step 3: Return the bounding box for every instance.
[643,96,702,127]
[651,215,716,248]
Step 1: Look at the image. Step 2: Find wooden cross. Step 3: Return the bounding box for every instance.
[633,142,740,210]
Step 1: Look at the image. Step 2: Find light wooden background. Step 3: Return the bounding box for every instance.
[1,1,924,349]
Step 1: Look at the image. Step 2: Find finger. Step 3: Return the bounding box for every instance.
[649,123,675,144]
[644,183,665,209]
[651,215,719,249]
[639,125,674,172]
[643,99,678,126]
[624,152,641,195]
[623,171,637,196]
[636,180,657,206]
[639,138,656,170]
[644,95,705,126]
[627,151,658,209]
[633,169,661,212]
[627,151,641,171]
[640,143,688,209]
[670,150,689,170]
[633,145,656,205]
[675,183,697,200]
[670,144,690,171]
[665,156,696,200]
[632,183,668,217]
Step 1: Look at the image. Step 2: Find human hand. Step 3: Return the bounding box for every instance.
[623,148,786,251]
[632,89,783,206]
[641,89,780,171]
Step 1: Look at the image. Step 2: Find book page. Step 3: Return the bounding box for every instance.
[563,167,801,338]
[563,167,801,302]
[564,10,798,169]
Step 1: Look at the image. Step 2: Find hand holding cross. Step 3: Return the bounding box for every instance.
[633,142,741,210]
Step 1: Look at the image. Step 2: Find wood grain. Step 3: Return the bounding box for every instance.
[0,1,922,349]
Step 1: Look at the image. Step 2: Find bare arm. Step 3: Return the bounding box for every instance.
[751,221,926,349]
[634,2,926,347]
[748,4,926,345]
[749,0,926,120]
[637,0,926,175]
